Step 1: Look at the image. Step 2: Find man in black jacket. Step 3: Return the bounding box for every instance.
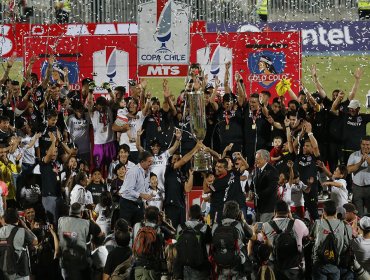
[251,149,279,222]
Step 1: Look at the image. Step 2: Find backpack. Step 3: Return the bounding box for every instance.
[0,226,30,277]
[319,219,339,265]
[0,227,18,276]
[339,222,354,268]
[133,223,162,261]
[211,221,240,268]
[110,256,132,280]
[61,231,89,267]
[269,219,301,269]
[176,223,205,268]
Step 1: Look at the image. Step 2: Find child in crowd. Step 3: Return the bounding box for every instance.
[286,161,309,219]
[277,171,291,204]
[146,172,164,210]
[321,164,348,208]
[94,191,113,236]
[87,169,108,205]
[270,136,284,164]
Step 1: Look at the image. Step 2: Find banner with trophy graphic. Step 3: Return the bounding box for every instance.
[190,32,302,99]
[23,35,137,92]
[137,0,191,77]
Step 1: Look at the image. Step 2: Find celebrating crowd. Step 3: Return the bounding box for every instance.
[0,54,369,280]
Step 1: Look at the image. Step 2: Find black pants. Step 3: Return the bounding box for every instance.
[119,198,144,227]
[164,205,185,229]
[304,193,319,221]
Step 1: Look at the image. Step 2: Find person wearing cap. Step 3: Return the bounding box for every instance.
[58,202,102,279]
[313,67,363,171]
[332,96,370,166]
[343,203,360,237]
[347,135,370,217]
[351,216,370,273]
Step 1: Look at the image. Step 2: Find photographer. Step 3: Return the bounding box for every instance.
[58,202,102,279]
[132,206,174,280]
[0,208,38,279]
[31,222,60,279]
[262,200,308,279]
[211,201,253,279]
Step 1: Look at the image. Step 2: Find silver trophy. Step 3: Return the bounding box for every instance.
[188,90,212,171]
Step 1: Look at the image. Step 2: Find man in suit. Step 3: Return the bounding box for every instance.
[252,149,279,222]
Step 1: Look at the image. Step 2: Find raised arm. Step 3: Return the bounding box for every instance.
[306,89,320,112]
[224,61,231,94]
[287,87,299,102]
[305,122,320,157]
[310,64,327,99]
[184,169,194,193]
[330,91,345,116]
[22,54,37,87]
[44,132,57,163]
[173,141,202,170]
[235,71,246,107]
[210,77,220,111]
[163,79,176,116]
[287,160,294,186]
[135,128,145,153]
[284,118,294,153]
[0,54,16,86]
[167,128,182,156]
[41,55,54,90]
[139,78,147,109]
[348,68,363,101]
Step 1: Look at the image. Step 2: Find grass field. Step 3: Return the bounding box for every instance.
[2,55,369,108]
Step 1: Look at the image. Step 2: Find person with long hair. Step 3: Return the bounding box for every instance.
[95,191,113,236]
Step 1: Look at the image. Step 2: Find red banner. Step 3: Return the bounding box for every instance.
[23,35,137,91]
[0,23,139,58]
[190,32,302,99]
[2,23,301,93]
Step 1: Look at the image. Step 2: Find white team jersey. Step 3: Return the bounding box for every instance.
[290,181,307,207]
[330,179,348,208]
[91,109,115,144]
[118,111,145,150]
[67,114,91,153]
[150,150,170,192]
[20,135,38,165]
